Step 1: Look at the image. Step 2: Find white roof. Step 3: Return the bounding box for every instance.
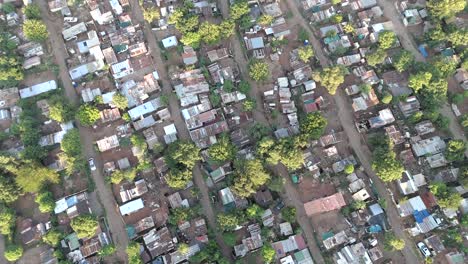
[162,36,178,48]
[111,59,133,79]
[109,0,123,15]
[164,124,177,135]
[19,80,57,98]
[119,198,144,215]
[54,198,68,214]
[128,98,162,120]
[62,22,87,40]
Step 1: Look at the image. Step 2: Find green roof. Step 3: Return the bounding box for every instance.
[66,233,80,250]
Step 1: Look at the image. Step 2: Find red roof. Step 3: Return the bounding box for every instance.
[304,193,346,216]
[420,191,437,209]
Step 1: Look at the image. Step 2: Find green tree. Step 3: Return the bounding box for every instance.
[76,104,100,126]
[220,20,235,38]
[344,164,354,174]
[142,7,160,23]
[43,229,64,246]
[430,182,463,209]
[427,0,466,19]
[257,137,304,170]
[23,20,48,42]
[0,175,21,203]
[178,243,189,254]
[0,56,24,83]
[112,93,128,110]
[242,99,256,112]
[180,31,201,48]
[230,1,250,20]
[281,206,297,223]
[0,206,15,236]
[445,139,466,162]
[61,129,82,157]
[381,91,393,104]
[232,159,270,197]
[447,28,468,46]
[222,232,237,246]
[208,135,237,163]
[49,100,75,123]
[372,139,404,182]
[378,31,396,50]
[15,164,59,193]
[1,3,15,13]
[258,15,274,26]
[165,140,201,171]
[71,214,99,239]
[262,243,276,264]
[267,175,285,192]
[366,49,387,66]
[343,24,355,34]
[127,242,142,264]
[409,112,423,124]
[165,169,193,189]
[246,204,264,220]
[331,14,343,23]
[168,207,193,225]
[198,22,221,45]
[352,200,367,210]
[217,213,240,231]
[35,191,55,213]
[98,244,117,257]
[23,4,41,19]
[300,112,327,139]
[249,60,269,81]
[392,50,414,72]
[238,80,251,94]
[312,66,347,95]
[461,114,468,128]
[4,244,23,262]
[384,232,405,251]
[298,46,314,63]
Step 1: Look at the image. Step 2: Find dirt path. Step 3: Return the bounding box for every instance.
[282,0,424,262]
[128,0,232,259]
[38,2,129,261]
[217,2,327,263]
[375,0,467,155]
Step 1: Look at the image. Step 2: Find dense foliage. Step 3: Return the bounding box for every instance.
[300,112,328,139]
[232,159,270,197]
[312,66,347,95]
[164,141,201,189]
[23,20,48,42]
[71,214,99,239]
[208,135,237,163]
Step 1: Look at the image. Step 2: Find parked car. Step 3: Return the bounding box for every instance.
[417,242,431,258]
[88,158,96,171]
[274,199,285,212]
[64,17,78,23]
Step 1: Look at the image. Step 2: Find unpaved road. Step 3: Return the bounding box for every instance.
[128,0,233,259]
[283,0,422,263]
[218,1,326,263]
[38,2,129,261]
[376,0,467,156]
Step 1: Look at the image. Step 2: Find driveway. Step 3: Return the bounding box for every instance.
[38,2,129,261]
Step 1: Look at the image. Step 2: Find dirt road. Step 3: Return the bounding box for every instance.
[283,0,423,262]
[38,2,129,261]
[376,0,467,156]
[217,2,327,263]
[128,0,232,259]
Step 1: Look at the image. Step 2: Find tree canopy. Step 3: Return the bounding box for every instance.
[378,31,396,50]
[300,112,328,139]
[0,205,15,236]
[217,213,240,231]
[208,135,237,163]
[262,243,276,264]
[23,20,48,42]
[232,159,270,197]
[392,50,414,72]
[164,141,201,189]
[71,214,99,239]
[23,4,41,19]
[0,56,24,83]
[427,0,466,19]
[230,1,250,20]
[127,242,143,264]
[366,49,387,66]
[49,99,75,123]
[298,46,314,63]
[312,66,347,95]
[0,174,21,203]
[371,137,404,182]
[384,232,405,251]
[445,139,466,162]
[112,93,128,110]
[256,137,304,171]
[35,191,55,213]
[43,229,64,246]
[4,244,23,262]
[76,104,100,126]
[430,182,463,209]
[249,60,269,81]
[142,7,160,23]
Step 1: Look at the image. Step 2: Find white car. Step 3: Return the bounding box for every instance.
[64,17,78,23]
[88,158,96,171]
[417,242,431,258]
